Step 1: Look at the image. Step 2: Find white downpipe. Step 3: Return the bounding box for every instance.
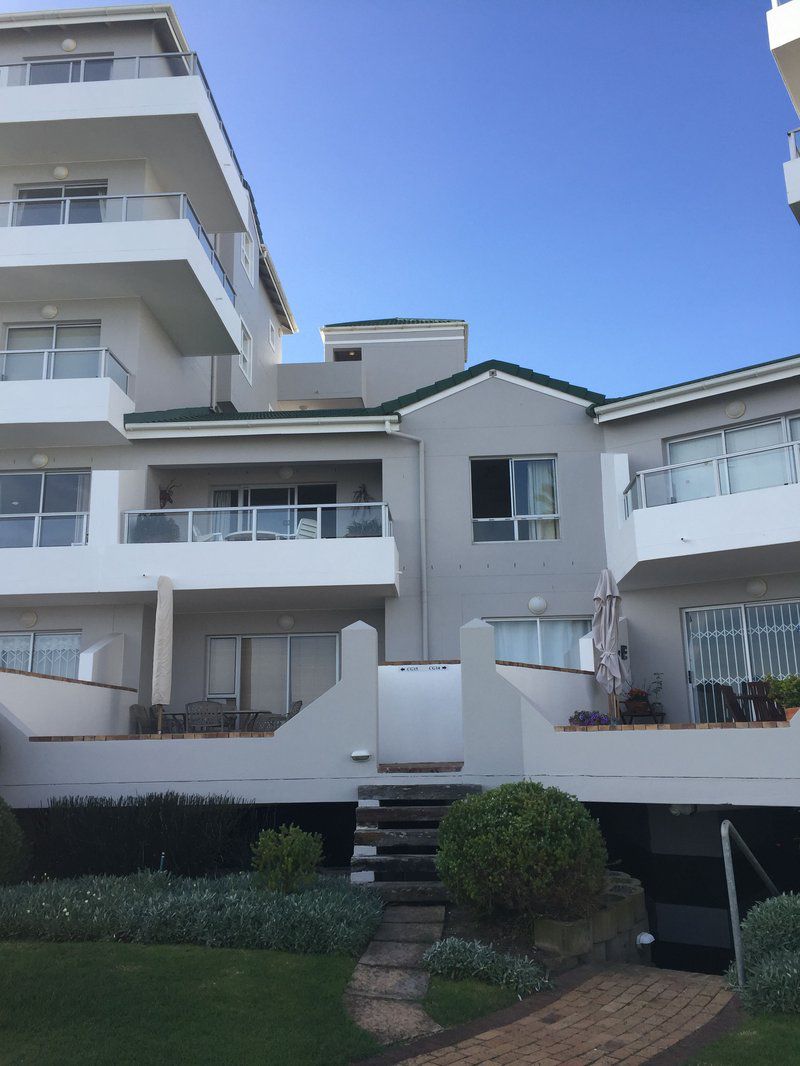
[386,423,429,659]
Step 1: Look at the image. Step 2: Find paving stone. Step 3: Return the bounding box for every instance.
[383,905,446,924]
[345,994,442,1043]
[360,939,430,967]
[374,921,441,943]
[348,963,430,1000]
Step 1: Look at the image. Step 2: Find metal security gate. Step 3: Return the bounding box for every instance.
[685,601,800,722]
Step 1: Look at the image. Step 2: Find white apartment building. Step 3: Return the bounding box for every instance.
[0,2,798,970]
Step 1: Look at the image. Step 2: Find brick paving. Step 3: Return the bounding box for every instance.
[394,965,734,1065]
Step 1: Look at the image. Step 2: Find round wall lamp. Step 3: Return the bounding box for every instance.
[40,305,58,320]
[277,466,294,481]
[61,38,77,52]
[52,165,70,180]
[19,610,38,629]
[746,577,768,599]
[31,454,49,469]
[277,613,295,631]
[528,595,548,616]
[725,399,746,420]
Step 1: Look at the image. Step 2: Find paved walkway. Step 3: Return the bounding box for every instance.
[366,964,737,1066]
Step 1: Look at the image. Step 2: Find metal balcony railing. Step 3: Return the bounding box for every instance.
[123,502,393,544]
[0,51,246,188]
[624,440,800,514]
[0,347,129,394]
[0,192,235,305]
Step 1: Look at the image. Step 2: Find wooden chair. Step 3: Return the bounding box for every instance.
[185,700,227,732]
[720,684,748,723]
[740,681,787,723]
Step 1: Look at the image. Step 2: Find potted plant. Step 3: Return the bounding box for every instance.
[129,512,181,544]
[622,686,650,716]
[346,483,382,537]
[569,710,611,726]
[766,675,800,721]
[646,672,664,715]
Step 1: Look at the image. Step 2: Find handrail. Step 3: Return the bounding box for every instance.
[721,818,779,989]
[0,347,129,394]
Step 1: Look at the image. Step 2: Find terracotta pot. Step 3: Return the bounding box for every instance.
[785,707,799,722]
[623,700,650,715]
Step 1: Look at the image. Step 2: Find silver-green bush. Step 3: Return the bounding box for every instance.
[0,872,382,956]
[741,893,800,964]
[423,937,551,998]
[738,951,800,1014]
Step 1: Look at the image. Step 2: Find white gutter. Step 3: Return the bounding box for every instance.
[385,422,429,660]
[125,414,399,440]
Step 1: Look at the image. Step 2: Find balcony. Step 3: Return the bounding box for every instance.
[0,193,240,356]
[0,347,129,393]
[784,129,800,222]
[0,52,249,232]
[602,448,800,588]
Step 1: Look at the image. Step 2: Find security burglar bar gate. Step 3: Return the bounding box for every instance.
[684,600,800,723]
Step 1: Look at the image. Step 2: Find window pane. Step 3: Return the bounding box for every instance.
[471,459,512,519]
[724,450,789,494]
[668,434,723,464]
[55,323,101,348]
[472,519,514,542]
[42,472,89,513]
[28,61,75,85]
[746,602,800,679]
[517,518,559,541]
[2,351,46,381]
[208,637,237,696]
[789,417,800,442]
[32,633,80,678]
[290,635,338,709]
[512,459,556,516]
[0,474,41,514]
[539,619,592,670]
[6,326,52,350]
[38,514,85,546]
[240,636,287,713]
[491,621,540,665]
[50,350,101,380]
[725,422,782,453]
[0,634,31,671]
[0,517,35,547]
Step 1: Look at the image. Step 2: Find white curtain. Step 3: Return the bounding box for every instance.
[240,636,287,713]
[540,620,591,670]
[492,621,539,664]
[290,635,338,709]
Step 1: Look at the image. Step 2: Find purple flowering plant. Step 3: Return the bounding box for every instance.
[569,710,611,727]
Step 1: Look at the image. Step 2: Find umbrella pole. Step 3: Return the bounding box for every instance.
[156,703,163,735]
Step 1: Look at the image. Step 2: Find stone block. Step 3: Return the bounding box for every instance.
[533,916,592,956]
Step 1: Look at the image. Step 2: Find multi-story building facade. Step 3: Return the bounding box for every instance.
[0,1,798,970]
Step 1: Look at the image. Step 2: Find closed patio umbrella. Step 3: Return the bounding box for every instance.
[151,575,174,733]
[592,569,624,717]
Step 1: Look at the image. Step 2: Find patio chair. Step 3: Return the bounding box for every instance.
[129,703,156,734]
[720,684,748,723]
[245,700,303,732]
[294,518,318,540]
[185,700,228,732]
[740,681,787,723]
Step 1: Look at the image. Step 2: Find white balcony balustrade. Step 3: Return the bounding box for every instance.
[123,502,392,544]
[0,347,129,394]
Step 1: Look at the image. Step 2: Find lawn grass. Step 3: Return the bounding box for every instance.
[423,975,518,1027]
[686,1012,800,1066]
[0,940,380,1066]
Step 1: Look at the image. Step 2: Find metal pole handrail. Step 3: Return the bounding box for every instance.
[721,818,779,989]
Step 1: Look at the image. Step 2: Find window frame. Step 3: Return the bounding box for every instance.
[483,616,592,670]
[469,455,560,543]
[269,321,277,352]
[0,469,90,547]
[0,630,81,678]
[666,414,800,463]
[238,321,253,384]
[205,631,341,714]
[240,222,255,286]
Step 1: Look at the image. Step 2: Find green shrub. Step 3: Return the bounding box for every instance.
[737,951,800,1014]
[0,872,382,956]
[436,782,607,920]
[423,938,551,998]
[34,793,248,877]
[766,675,800,708]
[0,799,27,885]
[252,824,323,893]
[741,893,800,966]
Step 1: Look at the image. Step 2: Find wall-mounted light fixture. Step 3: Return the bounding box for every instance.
[31,454,49,469]
[350,750,371,761]
[40,305,58,320]
[61,38,77,52]
[19,610,38,629]
[277,466,293,481]
[528,595,548,616]
[52,165,70,180]
[277,613,295,631]
[745,577,768,599]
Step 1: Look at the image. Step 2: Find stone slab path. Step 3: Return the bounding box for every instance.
[361,964,738,1066]
[345,904,445,1044]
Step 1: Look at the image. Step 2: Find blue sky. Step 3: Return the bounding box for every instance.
[9,0,800,393]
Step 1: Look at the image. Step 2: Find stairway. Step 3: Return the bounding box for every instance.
[351,782,482,902]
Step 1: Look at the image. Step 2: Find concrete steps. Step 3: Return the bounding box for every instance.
[378,761,464,774]
[350,781,482,903]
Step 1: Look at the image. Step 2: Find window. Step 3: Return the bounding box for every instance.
[487,618,591,670]
[4,322,101,382]
[210,483,337,538]
[240,226,255,285]
[238,323,253,383]
[206,633,339,713]
[269,321,277,352]
[24,54,113,86]
[0,631,81,679]
[333,348,362,362]
[14,183,108,226]
[0,470,90,548]
[470,457,558,541]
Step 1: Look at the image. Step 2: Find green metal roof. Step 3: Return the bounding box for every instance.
[323,317,466,328]
[125,359,606,427]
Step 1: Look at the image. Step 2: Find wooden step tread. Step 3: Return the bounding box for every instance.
[357,783,482,802]
[355,827,438,847]
[351,854,438,875]
[356,805,449,826]
[363,881,449,903]
[378,762,464,774]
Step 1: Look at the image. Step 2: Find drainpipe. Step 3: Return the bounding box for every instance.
[385,421,429,660]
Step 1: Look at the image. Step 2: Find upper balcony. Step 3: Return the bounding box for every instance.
[784,128,800,221]
[602,443,800,588]
[0,52,249,232]
[0,192,240,356]
[0,346,133,446]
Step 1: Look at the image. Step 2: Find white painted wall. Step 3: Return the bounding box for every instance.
[0,669,130,736]
[378,663,463,763]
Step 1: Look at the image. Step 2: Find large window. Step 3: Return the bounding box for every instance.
[0,631,81,679]
[206,633,339,714]
[241,225,255,285]
[487,618,591,670]
[0,470,90,548]
[210,483,337,538]
[13,183,109,226]
[4,322,101,382]
[471,457,559,542]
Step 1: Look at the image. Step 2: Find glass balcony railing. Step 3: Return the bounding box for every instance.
[0,192,235,304]
[0,52,246,187]
[624,440,800,514]
[789,127,800,162]
[123,503,392,544]
[0,347,129,394]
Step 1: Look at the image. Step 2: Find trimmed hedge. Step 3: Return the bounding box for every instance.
[0,799,27,885]
[0,872,382,957]
[423,938,551,998]
[741,893,800,964]
[739,951,800,1014]
[731,894,800,1013]
[436,782,607,919]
